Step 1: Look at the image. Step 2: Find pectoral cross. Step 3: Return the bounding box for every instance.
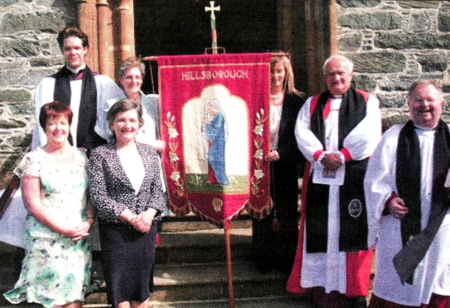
[205,1,220,54]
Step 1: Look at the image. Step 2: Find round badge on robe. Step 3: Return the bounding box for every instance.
[348,199,362,218]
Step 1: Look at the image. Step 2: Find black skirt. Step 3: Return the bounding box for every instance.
[99,222,158,308]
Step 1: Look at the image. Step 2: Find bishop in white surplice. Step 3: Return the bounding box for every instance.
[287,55,381,308]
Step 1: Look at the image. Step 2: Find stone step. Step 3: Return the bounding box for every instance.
[85,261,292,306]
[156,226,252,265]
[159,214,252,233]
[84,294,314,308]
[152,261,287,302]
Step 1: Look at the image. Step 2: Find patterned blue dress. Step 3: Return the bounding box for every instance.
[3,147,91,308]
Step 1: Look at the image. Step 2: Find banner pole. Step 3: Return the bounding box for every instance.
[205,1,221,54]
[224,220,236,308]
[143,56,158,62]
[144,52,290,62]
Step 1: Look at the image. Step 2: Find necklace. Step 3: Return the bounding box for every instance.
[270,92,284,106]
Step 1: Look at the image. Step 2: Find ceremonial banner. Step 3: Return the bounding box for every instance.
[158,53,272,225]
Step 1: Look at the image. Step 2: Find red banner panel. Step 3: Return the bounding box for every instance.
[158,53,272,225]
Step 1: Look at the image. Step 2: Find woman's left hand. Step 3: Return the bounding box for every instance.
[133,210,156,233]
[265,150,280,162]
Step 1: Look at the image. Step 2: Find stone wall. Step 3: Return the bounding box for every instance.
[337,0,450,126]
[0,1,75,188]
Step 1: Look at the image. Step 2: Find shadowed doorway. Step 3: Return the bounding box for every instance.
[134,0,278,93]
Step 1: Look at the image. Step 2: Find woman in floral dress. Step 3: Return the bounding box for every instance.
[4,101,96,308]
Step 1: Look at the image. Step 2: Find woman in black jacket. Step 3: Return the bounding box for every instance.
[252,55,306,275]
[89,99,165,308]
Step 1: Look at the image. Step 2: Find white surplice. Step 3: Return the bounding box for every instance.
[32,73,125,149]
[365,124,450,306]
[294,94,381,293]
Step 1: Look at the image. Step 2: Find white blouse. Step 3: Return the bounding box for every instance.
[118,147,145,194]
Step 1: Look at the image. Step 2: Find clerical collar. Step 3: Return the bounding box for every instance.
[332,95,342,99]
[66,64,86,75]
[413,123,437,131]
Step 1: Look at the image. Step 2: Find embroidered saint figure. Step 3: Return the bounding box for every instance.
[202,98,229,185]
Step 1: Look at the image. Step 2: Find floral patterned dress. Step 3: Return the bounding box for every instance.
[3,147,92,308]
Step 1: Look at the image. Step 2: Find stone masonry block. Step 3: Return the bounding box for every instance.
[0,12,64,34]
[397,1,440,9]
[375,33,450,50]
[0,89,32,102]
[350,52,406,74]
[337,0,381,8]
[339,12,402,30]
[416,53,448,73]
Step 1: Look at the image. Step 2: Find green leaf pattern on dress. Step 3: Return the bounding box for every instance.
[4,147,92,308]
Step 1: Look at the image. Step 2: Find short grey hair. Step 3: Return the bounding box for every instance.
[118,58,145,79]
[322,55,354,75]
[407,79,444,101]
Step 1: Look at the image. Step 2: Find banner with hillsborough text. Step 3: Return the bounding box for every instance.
[158,53,272,225]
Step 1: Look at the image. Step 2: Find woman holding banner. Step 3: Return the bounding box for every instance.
[252,55,305,275]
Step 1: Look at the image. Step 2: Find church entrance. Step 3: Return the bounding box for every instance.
[134,0,278,94]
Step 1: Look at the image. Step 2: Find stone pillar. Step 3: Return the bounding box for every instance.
[277,0,294,53]
[116,0,136,64]
[305,0,319,95]
[77,0,99,72]
[329,0,338,55]
[97,0,115,79]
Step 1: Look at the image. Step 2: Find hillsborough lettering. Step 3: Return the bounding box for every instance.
[181,69,249,81]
